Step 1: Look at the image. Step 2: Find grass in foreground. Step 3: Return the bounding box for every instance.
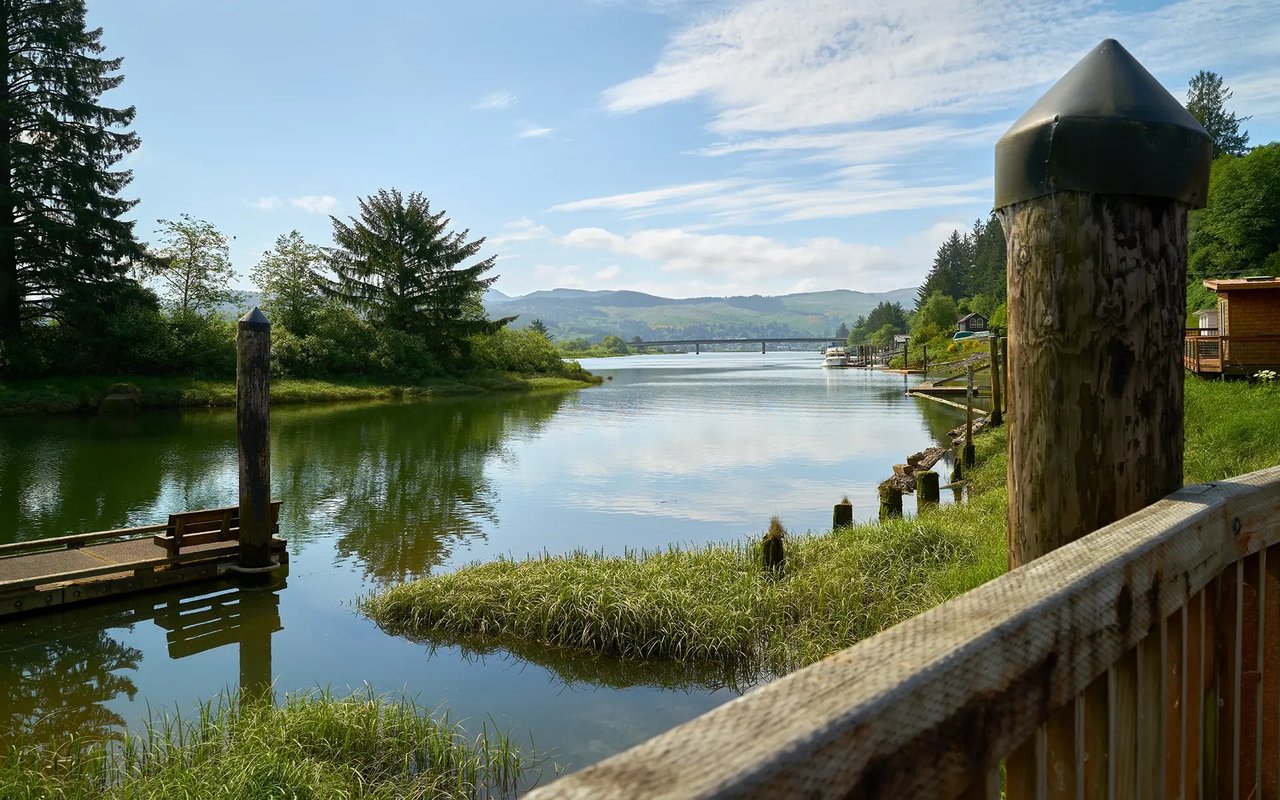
[0,369,600,417]
[364,377,1280,684]
[0,689,533,800]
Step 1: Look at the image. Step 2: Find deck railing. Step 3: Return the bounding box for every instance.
[527,465,1280,799]
[1185,330,1280,374]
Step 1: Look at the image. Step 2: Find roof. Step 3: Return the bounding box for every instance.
[1203,277,1280,291]
[956,312,986,322]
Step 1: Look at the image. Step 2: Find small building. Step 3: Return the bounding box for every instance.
[892,333,911,345]
[956,312,989,333]
[1185,277,1280,376]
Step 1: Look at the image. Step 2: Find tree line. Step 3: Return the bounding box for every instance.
[0,1,564,382]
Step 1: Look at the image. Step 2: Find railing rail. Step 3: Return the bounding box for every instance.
[527,465,1280,799]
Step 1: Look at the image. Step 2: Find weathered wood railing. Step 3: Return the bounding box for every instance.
[527,465,1280,799]
[1185,331,1280,374]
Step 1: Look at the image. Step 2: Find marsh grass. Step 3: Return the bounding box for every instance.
[364,431,1011,684]
[0,689,533,799]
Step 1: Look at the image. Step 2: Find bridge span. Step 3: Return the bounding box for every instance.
[629,337,842,354]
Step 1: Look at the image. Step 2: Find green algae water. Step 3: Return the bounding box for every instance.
[0,353,963,773]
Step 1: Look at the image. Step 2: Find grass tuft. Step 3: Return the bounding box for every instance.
[0,688,535,799]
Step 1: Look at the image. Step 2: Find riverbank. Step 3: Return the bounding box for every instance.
[0,369,601,417]
[363,376,1280,683]
[0,689,533,800]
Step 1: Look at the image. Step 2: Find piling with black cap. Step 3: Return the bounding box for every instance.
[996,39,1210,796]
[237,308,273,570]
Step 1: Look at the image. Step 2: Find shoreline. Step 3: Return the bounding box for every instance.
[0,371,602,418]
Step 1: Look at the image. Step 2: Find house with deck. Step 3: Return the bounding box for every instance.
[956,312,988,333]
[1184,276,1280,375]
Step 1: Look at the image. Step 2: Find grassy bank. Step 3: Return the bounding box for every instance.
[0,370,600,417]
[0,689,534,800]
[364,376,1280,683]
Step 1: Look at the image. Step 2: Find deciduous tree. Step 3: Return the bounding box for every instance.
[146,215,236,314]
[251,230,325,336]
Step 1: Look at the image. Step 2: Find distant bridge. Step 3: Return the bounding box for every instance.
[629,337,843,354]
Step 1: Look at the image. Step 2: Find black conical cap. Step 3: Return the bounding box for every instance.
[995,39,1212,208]
[239,307,271,330]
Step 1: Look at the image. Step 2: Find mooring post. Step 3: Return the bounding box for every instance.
[237,308,273,570]
[761,340,766,354]
[987,335,1003,426]
[832,498,853,530]
[995,39,1210,795]
[695,342,699,355]
[878,484,902,520]
[922,344,928,376]
[917,471,940,507]
[963,366,976,467]
[1000,337,1009,415]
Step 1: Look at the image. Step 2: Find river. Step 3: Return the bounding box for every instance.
[0,352,963,775]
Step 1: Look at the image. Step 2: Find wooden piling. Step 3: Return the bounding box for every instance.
[963,366,975,467]
[917,471,940,506]
[994,39,1211,792]
[1000,337,1009,416]
[987,335,1002,427]
[761,517,785,576]
[832,498,853,530]
[922,344,928,376]
[878,484,902,520]
[237,308,273,571]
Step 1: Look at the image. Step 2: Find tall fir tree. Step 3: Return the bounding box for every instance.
[1186,70,1250,159]
[0,0,141,357]
[329,189,513,365]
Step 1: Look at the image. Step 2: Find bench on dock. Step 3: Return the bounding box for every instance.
[153,501,282,558]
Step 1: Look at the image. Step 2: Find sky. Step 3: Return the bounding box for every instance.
[88,0,1280,299]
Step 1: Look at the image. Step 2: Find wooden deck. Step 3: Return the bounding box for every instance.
[1185,330,1280,375]
[0,504,286,618]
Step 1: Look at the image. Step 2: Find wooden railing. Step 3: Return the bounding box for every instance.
[1185,331,1280,374]
[527,465,1280,799]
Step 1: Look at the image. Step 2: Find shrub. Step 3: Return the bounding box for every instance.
[471,328,568,374]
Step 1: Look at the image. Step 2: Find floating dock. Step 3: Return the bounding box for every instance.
[0,503,286,619]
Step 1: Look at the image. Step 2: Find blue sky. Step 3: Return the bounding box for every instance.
[90,0,1280,298]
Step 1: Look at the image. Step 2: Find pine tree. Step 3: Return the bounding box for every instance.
[1186,70,1250,159]
[329,189,512,365]
[0,0,141,354]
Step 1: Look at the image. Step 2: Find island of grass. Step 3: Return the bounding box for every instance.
[363,376,1280,685]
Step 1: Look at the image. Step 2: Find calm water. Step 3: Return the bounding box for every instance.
[0,352,963,773]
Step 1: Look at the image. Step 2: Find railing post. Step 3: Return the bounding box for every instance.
[237,308,273,570]
[995,39,1210,795]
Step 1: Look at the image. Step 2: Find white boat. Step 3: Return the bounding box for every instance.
[822,346,849,368]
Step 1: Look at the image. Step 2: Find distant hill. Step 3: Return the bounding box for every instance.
[483,287,919,342]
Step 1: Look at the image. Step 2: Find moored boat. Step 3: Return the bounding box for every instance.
[822,346,849,368]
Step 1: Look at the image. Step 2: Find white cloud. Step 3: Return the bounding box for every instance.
[600,0,1280,135]
[593,265,624,281]
[474,91,517,110]
[560,225,936,292]
[250,196,282,210]
[533,264,585,287]
[552,180,744,212]
[490,217,551,247]
[290,195,339,215]
[517,124,555,139]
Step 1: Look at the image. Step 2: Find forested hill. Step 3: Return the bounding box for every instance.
[483,287,919,341]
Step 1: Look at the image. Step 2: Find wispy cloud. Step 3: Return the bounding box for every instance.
[490,217,551,246]
[517,124,555,139]
[290,195,339,215]
[474,90,517,110]
[250,196,282,211]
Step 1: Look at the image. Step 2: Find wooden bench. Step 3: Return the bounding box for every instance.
[153,501,281,558]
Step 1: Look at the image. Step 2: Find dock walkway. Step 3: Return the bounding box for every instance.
[0,504,286,618]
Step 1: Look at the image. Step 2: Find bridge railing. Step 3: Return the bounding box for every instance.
[527,464,1280,799]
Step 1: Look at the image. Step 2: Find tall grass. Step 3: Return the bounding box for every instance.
[364,377,1280,684]
[364,431,1010,684]
[0,689,533,799]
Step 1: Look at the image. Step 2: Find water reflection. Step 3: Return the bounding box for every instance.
[0,581,283,745]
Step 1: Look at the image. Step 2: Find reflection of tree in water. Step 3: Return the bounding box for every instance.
[271,392,569,584]
[0,629,141,744]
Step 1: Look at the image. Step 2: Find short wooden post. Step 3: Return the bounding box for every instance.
[761,517,785,576]
[950,449,963,482]
[878,484,902,520]
[917,471,940,506]
[237,308,273,570]
[996,38,1210,790]
[761,341,766,354]
[963,366,976,467]
[832,498,853,530]
[987,335,1003,426]
[922,344,928,376]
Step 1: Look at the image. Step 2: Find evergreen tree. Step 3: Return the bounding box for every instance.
[329,189,512,365]
[835,321,849,341]
[0,0,141,360]
[527,318,551,339]
[1186,70,1250,159]
[251,230,325,336]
